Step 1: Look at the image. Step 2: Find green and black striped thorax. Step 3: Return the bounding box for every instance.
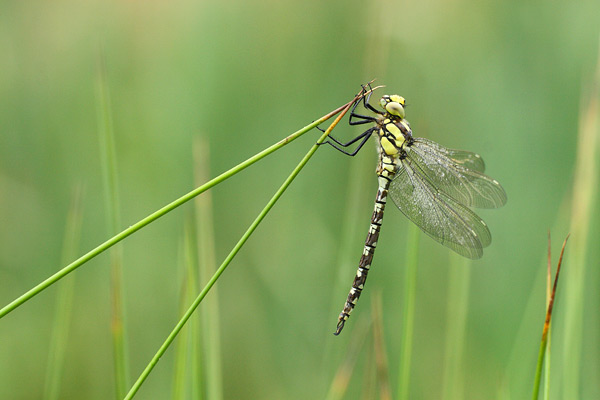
[375,95,414,159]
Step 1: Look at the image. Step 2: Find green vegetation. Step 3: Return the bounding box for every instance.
[0,1,598,398]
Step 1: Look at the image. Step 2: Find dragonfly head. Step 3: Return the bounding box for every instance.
[380,95,406,119]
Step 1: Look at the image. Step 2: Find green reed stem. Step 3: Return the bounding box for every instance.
[96,49,130,398]
[441,254,470,400]
[194,137,223,400]
[532,236,569,400]
[561,45,599,400]
[123,92,359,399]
[0,96,357,320]
[397,223,420,400]
[43,186,84,400]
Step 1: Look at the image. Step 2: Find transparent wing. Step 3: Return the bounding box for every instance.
[409,137,487,172]
[447,150,485,172]
[408,138,507,209]
[390,156,492,259]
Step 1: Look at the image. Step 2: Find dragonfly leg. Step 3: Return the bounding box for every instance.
[349,114,377,126]
[319,83,383,155]
[359,83,384,115]
[349,87,380,126]
[321,127,375,156]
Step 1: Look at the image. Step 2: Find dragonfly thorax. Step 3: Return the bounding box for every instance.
[377,117,413,156]
[380,95,406,119]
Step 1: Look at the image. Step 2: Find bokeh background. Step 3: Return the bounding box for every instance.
[1,0,599,399]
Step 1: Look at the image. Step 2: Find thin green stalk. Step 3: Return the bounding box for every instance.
[397,223,420,400]
[499,253,558,398]
[0,96,355,320]
[543,233,552,400]
[543,324,551,400]
[194,137,222,400]
[96,49,130,398]
[43,186,84,400]
[188,229,202,400]
[172,224,198,400]
[561,41,599,400]
[532,236,569,400]
[124,92,359,399]
[372,292,392,400]
[441,254,470,400]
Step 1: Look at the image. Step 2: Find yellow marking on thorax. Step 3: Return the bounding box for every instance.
[378,120,406,156]
[398,119,411,134]
[380,136,398,155]
[386,123,402,139]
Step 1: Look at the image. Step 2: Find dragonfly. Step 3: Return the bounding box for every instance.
[324,86,507,335]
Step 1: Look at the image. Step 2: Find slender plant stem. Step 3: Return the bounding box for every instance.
[43,186,84,400]
[0,96,359,320]
[194,137,223,400]
[441,254,470,400]
[171,224,198,400]
[397,223,419,400]
[96,49,130,398]
[532,235,569,400]
[372,293,392,400]
[124,92,360,399]
[561,48,599,400]
[543,232,552,400]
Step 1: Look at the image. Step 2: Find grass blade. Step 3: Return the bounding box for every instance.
[0,92,363,319]
[372,292,392,400]
[560,40,600,400]
[124,90,362,399]
[441,254,471,400]
[42,186,84,400]
[543,232,552,400]
[96,48,130,398]
[397,223,420,400]
[172,223,199,400]
[532,235,569,400]
[194,137,223,400]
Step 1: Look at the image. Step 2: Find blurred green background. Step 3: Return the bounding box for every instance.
[1,0,599,399]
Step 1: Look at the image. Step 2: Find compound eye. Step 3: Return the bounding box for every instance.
[386,102,405,118]
[379,96,389,108]
[390,95,406,106]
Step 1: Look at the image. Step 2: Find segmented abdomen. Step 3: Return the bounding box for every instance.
[334,159,397,335]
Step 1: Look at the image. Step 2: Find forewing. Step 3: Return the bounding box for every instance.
[411,138,486,172]
[390,156,492,259]
[409,138,507,209]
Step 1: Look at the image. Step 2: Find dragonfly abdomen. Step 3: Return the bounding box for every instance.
[335,163,397,335]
